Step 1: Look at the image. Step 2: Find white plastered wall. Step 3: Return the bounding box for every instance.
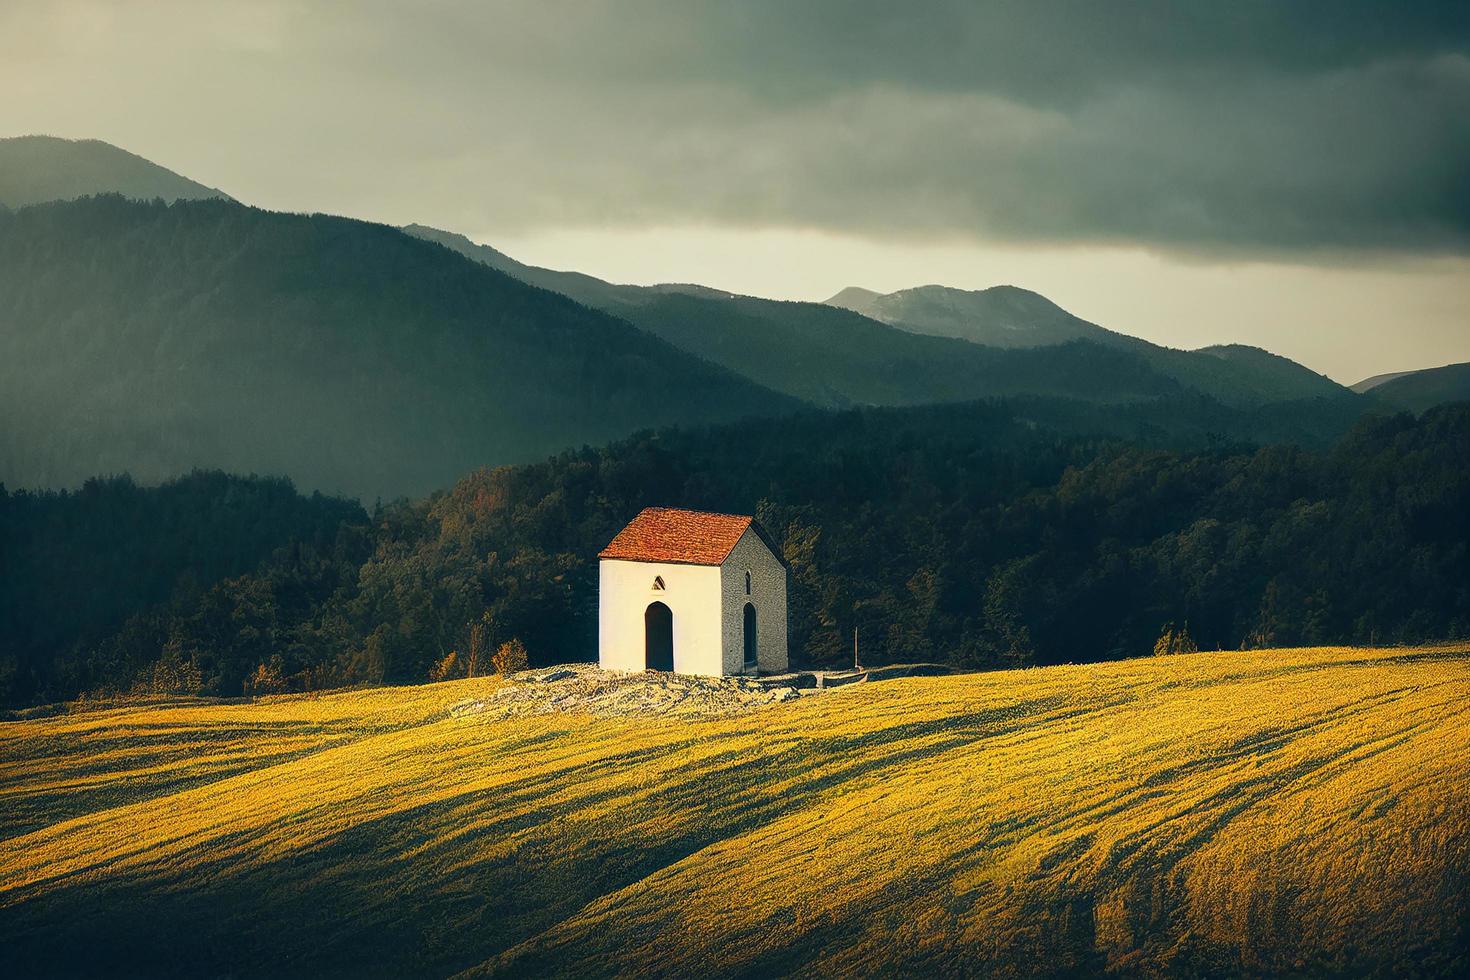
[719,528,789,675]
[599,558,725,675]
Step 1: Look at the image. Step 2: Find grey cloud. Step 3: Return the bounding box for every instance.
[5,0,1468,254]
[389,55,1470,255]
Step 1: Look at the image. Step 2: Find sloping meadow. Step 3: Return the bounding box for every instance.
[2,646,1468,976]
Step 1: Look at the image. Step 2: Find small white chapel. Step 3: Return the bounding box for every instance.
[598,507,788,676]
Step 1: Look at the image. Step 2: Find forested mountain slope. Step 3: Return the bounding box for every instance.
[1365,361,1470,413]
[405,225,1188,408]
[827,282,1119,348]
[0,196,799,500]
[1352,369,1417,392]
[406,225,1353,410]
[0,136,229,207]
[828,282,1350,406]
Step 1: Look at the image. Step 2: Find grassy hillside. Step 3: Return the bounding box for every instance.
[0,196,798,500]
[0,136,230,207]
[3,645,1468,976]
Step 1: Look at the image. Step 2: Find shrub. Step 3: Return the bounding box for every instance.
[245,660,287,697]
[492,638,529,676]
[1154,623,1200,657]
[143,649,203,695]
[297,662,345,694]
[428,651,460,682]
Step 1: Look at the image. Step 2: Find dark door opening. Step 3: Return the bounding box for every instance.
[645,601,674,671]
[743,602,758,671]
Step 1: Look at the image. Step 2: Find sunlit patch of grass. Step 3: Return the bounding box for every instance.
[2,646,1468,976]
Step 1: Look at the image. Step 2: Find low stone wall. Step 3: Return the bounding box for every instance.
[447,662,954,721]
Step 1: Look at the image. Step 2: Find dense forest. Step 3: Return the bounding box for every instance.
[3,398,1467,709]
[0,473,367,706]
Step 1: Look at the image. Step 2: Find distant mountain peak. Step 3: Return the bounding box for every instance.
[0,135,231,209]
[410,228,1353,410]
[404,223,743,308]
[1351,368,1422,393]
[825,285,883,307]
[1359,361,1470,413]
[401,223,513,262]
[823,280,1108,350]
[401,222,476,249]
[827,282,1058,308]
[818,281,1349,405]
[0,196,797,499]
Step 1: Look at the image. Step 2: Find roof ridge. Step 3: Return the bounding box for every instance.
[599,507,761,566]
[640,505,753,519]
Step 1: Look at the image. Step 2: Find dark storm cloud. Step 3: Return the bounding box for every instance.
[389,1,1470,101]
[8,0,1468,254]
[332,0,1470,254]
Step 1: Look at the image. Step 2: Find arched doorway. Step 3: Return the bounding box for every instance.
[743,602,758,671]
[645,601,673,671]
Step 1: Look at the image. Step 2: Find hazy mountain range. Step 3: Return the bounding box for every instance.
[0,135,229,209]
[0,137,1464,499]
[826,283,1120,349]
[405,225,1350,409]
[0,196,795,500]
[1354,362,1470,415]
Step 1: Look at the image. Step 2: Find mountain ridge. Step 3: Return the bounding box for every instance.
[823,281,1350,406]
[404,225,1191,409]
[0,139,1386,419]
[825,281,1123,349]
[0,196,800,500]
[0,135,231,208]
[408,225,1354,411]
[1363,361,1470,414]
[1352,369,1420,393]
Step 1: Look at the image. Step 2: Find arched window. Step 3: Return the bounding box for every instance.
[744,570,751,595]
[652,576,665,591]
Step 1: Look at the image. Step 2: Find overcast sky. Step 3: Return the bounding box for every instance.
[3,0,1467,382]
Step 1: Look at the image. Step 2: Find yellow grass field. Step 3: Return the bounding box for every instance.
[3,645,1469,977]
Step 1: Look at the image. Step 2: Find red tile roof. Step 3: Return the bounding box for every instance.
[599,507,758,566]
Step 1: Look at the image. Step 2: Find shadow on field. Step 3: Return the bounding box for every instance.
[0,697,1108,977]
[0,719,353,840]
[5,656,1470,978]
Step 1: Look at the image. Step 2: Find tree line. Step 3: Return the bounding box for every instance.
[3,399,1467,707]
